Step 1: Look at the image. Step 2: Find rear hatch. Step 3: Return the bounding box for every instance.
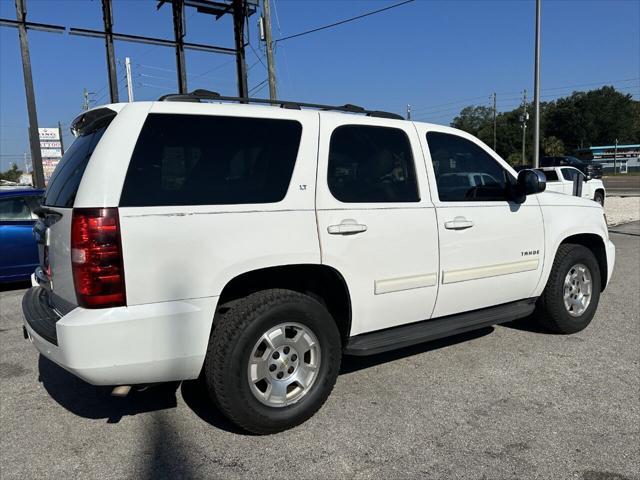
[34,108,117,311]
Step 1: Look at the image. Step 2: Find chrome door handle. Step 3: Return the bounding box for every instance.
[327,219,368,235]
[444,216,474,230]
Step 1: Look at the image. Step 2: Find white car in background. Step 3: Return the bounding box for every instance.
[538,166,606,206]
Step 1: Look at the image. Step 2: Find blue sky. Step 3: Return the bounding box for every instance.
[1,0,639,170]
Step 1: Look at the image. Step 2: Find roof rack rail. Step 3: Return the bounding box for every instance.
[157,89,405,120]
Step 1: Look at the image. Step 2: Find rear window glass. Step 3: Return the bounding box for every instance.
[119,114,303,207]
[44,113,114,207]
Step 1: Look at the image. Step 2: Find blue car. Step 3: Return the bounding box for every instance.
[0,187,44,282]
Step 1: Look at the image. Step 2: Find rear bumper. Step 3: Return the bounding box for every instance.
[22,286,217,385]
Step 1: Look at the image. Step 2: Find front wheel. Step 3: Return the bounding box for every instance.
[534,244,601,334]
[204,289,342,434]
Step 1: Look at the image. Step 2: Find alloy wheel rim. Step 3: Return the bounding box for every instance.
[563,263,593,317]
[247,322,321,407]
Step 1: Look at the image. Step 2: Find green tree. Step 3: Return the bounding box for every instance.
[0,164,23,183]
[451,106,494,144]
[544,86,640,151]
[506,152,522,166]
[449,86,639,162]
[542,136,565,156]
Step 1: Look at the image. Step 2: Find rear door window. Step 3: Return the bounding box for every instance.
[327,125,419,203]
[119,114,303,206]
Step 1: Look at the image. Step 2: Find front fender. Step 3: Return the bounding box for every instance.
[533,203,609,296]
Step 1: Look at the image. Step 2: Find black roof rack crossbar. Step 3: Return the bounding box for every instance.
[158,90,404,120]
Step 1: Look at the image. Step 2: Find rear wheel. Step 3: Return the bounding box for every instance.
[204,289,341,434]
[534,244,601,334]
[593,191,604,206]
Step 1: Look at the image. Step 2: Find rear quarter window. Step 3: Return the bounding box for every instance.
[119,114,303,207]
[44,112,114,207]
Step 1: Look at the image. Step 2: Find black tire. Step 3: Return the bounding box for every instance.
[534,244,601,334]
[204,289,341,434]
[593,191,604,206]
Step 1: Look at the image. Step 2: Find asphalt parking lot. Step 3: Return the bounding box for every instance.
[1,226,638,480]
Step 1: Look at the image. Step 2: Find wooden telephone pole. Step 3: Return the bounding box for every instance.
[262,0,277,100]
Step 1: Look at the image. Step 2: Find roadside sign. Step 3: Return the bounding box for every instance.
[38,128,60,140]
[40,148,62,158]
[38,127,63,183]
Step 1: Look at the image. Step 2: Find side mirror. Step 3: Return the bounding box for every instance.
[515,169,546,198]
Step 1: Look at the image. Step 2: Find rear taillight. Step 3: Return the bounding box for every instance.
[71,208,126,308]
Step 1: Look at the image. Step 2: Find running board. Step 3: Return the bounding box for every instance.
[344,298,537,356]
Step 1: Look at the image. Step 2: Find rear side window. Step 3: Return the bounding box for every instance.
[44,115,113,207]
[327,125,419,203]
[119,114,302,207]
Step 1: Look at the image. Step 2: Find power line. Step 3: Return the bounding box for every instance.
[411,95,490,113]
[248,42,268,71]
[412,78,640,114]
[275,0,415,43]
[249,78,268,94]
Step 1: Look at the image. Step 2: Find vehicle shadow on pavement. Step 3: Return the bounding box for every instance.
[38,354,248,434]
[180,379,248,435]
[340,327,494,374]
[37,327,498,434]
[500,315,550,334]
[38,355,179,424]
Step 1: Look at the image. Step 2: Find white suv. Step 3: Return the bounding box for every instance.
[23,92,615,434]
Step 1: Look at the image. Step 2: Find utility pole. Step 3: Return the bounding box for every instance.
[232,0,249,98]
[406,104,411,120]
[262,0,277,101]
[521,90,528,165]
[492,92,497,151]
[15,0,44,188]
[101,0,119,103]
[532,0,541,168]
[58,121,65,155]
[125,57,134,102]
[171,0,187,94]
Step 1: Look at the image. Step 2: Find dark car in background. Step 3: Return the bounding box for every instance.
[0,188,44,282]
[541,156,603,179]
